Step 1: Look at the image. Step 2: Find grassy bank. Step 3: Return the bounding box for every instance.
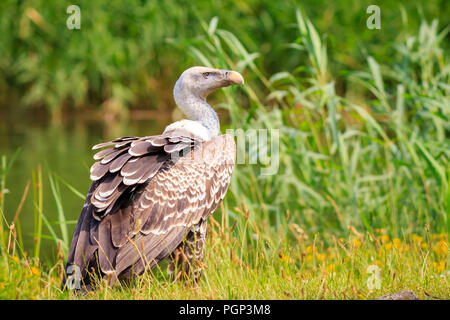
[0,212,448,299]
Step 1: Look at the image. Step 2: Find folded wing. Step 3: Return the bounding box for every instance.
[66,131,235,283]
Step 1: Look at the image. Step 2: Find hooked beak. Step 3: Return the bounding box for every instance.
[223,70,244,86]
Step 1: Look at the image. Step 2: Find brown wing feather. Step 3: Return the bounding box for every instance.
[65,132,235,287]
[114,135,235,276]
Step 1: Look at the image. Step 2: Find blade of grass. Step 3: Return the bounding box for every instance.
[32,165,43,261]
[48,172,69,249]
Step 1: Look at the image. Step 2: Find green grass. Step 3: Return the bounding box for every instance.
[204,9,449,239]
[0,7,448,299]
[0,213,448,299]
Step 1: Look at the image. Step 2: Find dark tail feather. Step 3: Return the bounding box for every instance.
[62,199,99,291]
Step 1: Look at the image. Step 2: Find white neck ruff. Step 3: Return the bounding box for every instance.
[163,120,211,141]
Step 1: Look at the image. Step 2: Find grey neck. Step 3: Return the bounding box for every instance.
[173,80,220,138]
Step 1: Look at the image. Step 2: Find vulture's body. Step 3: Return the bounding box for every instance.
[64,67,243,289]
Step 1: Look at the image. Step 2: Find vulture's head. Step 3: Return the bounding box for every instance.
[174,66,244,99]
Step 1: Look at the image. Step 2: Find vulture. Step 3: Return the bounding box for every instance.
[64,66,243,290]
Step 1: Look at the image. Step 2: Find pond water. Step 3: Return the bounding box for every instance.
[0,110,171,262]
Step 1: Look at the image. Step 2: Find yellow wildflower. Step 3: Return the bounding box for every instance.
[412,234,423,244]
[353,239,361,248]
[306,246,317,254]
[393,238,402,249]
[325,264,336,273]
[433,241,448,256]
[30,266,40,277]
[280,254,291,263]
[384,242,393,251]
[380,235,390,243]
[430,234,441,240]
[316,253,326,262]
[433,261,445,272]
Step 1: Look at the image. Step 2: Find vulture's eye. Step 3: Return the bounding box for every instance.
[202,72,210,78]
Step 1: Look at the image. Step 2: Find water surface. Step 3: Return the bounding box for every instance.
[0,111,170,262]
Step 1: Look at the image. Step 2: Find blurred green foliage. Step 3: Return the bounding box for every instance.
[0,0,448,115]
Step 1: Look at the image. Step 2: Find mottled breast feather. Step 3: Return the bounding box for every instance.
[66,130,236,281]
